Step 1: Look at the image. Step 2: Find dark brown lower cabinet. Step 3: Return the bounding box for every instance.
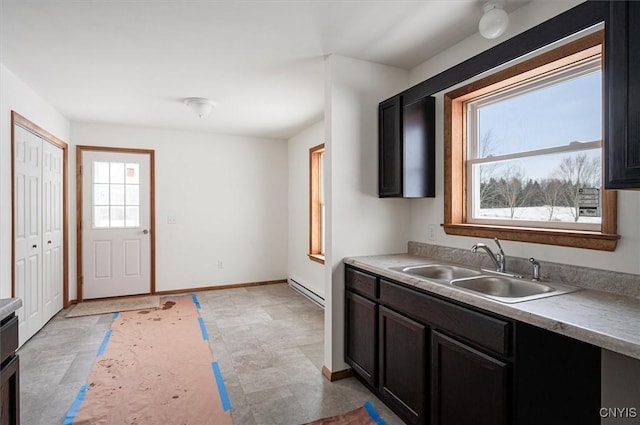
[1,313,20,425]
[1,356,20,425]
[431,331,508,425]
[379,307,427,425]
[345,291,377,387]
[344,264,601,425]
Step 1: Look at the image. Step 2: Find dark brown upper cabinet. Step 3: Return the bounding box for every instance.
[379,92,435,198]
[605,1,640,189]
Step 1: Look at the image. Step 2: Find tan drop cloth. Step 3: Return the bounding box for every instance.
[304,405,381,425]
[73,296,232,425]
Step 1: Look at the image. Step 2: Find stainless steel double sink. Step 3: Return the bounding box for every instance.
[390,263,579,303]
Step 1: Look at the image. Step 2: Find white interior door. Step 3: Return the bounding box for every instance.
[81,151,151,299]
[42,141,64,318]
[14,125,43,343]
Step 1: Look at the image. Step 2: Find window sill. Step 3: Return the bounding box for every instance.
[443,223,619,251]
[308,254,325,265]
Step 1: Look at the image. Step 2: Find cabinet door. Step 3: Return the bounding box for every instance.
[379,306,427,425]
[431,331,508,425]
[0,355,20,425]
[379,96,402,197]
[606,1,640,188]
[345,291,377,387]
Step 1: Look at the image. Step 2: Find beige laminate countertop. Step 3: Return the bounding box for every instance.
[345,254,640,361]
[0,298,22,322]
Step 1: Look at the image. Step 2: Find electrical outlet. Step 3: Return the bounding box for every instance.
[167,215,177,225]
[217,260,223,269]
[428,224,437,241]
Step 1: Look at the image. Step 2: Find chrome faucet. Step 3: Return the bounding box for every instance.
[471,238,505,273]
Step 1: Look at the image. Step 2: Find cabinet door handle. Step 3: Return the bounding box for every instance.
[32,244,37,248]
[47,240,52,244]
[142,229,149,235]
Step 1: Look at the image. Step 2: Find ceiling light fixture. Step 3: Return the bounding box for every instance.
[183,97,216,118]
[479,0,509,40]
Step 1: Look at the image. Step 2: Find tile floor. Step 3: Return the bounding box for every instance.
[18,283,404,425]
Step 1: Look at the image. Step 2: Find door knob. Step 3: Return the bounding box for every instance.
[143,229,149,235]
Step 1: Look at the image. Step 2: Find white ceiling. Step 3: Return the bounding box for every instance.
[1,1,527,139]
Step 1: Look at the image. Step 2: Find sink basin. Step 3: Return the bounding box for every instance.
[451,276,579,303]
[393,264,483,281]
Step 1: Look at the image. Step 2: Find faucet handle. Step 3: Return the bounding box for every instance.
[529,257,540,281]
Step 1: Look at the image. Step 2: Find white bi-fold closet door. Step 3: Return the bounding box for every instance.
[13,116,65,346]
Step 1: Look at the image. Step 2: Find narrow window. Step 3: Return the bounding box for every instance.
[444,30,619,250]
[309,144,325,263]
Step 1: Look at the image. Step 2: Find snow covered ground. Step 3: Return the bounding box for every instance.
[476,206,601,224]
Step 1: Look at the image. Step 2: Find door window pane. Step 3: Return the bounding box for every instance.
[110,184,125,205]
[126,206,140,227]
[94,184,109,205]
[125,163,139,184]
[94,206,110,228]
[126,185,139,206]
[94,162,110,183]
[92,160,142,228]
[110,162,125,184]
[110,206,125,227]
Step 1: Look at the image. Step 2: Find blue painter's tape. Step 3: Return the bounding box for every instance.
[62,384,90,425]
[364,401,387,425]
[112,312,119,319]
[191,293,201,309]
[212,362,231,412]
[198,317,209,341]
[97,330,112,356]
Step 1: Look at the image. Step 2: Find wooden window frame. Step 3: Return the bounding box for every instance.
[309,143,325,263]
[444,31,619,251]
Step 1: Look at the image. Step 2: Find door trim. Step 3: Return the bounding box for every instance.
[11,111,70,308]
[75,145,156,302]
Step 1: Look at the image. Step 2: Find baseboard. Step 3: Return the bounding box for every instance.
[322,366,352,382]
[68,279,288,307]
[288,278,324,307]
[154,279,287,295]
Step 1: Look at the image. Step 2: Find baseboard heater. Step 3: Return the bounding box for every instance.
[288,278,324,308]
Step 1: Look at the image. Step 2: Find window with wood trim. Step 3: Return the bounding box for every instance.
[309,144,325,263]
[444,30,619,251]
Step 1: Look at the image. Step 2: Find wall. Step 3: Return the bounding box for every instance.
[602,350,640,424]
[71,123,288,298]
[405,0,640,418]
[287,120,325,298]
[324,55,410,371]
[0,64,72,299]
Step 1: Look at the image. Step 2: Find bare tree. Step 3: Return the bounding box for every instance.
[478,130,499,206]
[495,165,531,219]
[555,154,601,222]
[539,178,563,221]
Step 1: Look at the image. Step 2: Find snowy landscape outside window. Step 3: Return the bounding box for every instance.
[466,57,602,231]
[443,29,619,251]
